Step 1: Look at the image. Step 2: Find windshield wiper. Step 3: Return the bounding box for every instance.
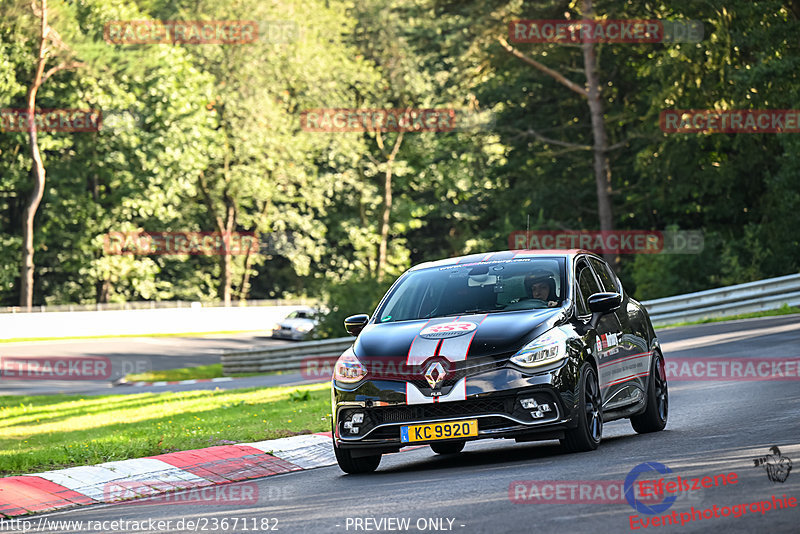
[420,308,503,320]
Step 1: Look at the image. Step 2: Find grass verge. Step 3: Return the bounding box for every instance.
[125,364,223,382]
[655,304,800,329]
[0,382,331,476]
[123,364,277,382]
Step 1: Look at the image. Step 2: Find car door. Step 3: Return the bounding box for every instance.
[574,256,620,405]
[587,256,650,411]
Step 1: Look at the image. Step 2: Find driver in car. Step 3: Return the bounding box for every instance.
[524,270,559,307]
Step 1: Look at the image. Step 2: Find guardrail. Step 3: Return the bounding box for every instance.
[1,298,316,314]
[221,337,352,375]
[221,274,800,375]
[643,273,800,326]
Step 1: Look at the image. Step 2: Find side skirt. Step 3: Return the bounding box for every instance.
[603,397,646,422]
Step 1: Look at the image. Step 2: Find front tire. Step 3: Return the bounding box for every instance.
[630,351,668,433]
[430,441,465,455]
[561,363,602,452]
[333,444,381,474]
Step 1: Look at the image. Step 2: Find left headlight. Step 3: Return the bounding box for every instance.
[333,348,368,383]
[510,328,569,368]
[295,323,313,333]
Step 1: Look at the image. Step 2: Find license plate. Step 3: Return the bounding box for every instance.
[400,420,478,443]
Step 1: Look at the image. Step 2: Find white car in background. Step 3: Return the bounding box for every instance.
[271,308,318,340]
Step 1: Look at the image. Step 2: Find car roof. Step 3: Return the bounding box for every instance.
[408,249,598,272]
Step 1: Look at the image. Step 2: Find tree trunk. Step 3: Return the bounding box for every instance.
[95,279,110,303]
[198,163,235,307]
[377,166,393,281]
[238,200,270,303]
[220,146,235,306]
[218,198,235,307]
[376,131,403,281]
[20,0,49,310]
[356,167,375,277]
[581,0,615,263]
[499,1,616,263]
[239,246,253,303]
[220,241,232,305]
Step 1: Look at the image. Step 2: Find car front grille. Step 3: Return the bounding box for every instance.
[365,416,521,439]
[370,397,511,425]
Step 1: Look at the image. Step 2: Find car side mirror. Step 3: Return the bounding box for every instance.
[587,292,622,329]
[344,314,370,336]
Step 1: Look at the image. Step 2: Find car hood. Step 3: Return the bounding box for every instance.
[354,308,564,362]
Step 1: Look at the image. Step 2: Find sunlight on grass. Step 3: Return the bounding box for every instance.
[0,382,332,476]
[123,363,269,382]
[124,364,226,382]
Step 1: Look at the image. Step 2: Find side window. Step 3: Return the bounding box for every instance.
[589,257,619,294]
[575,260,601,316]
[575,284,588,316]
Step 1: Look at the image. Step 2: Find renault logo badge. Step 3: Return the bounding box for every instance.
[424,361,446,389]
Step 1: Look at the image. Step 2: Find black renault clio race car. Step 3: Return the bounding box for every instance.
[331,250,668,473]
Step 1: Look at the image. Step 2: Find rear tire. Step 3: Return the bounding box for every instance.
[561,363,602,453]
[631,351,668,434]
[333,444,381,474]
[430,441,465,455]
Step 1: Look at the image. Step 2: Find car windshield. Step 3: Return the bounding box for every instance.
[375,258,567,323]
[288,310,311,319]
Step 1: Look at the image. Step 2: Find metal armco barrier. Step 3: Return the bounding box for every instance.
[221,274,800,375]
[643,273,800,326]
[221,337,352,375]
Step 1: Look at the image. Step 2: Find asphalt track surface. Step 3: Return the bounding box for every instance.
[0,333,291,396]
[4,314,799,533]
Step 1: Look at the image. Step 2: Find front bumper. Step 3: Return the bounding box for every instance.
[332,361,580,450]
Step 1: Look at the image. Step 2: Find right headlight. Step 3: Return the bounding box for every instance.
[333,348,368,383]
[510,328,568,368]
